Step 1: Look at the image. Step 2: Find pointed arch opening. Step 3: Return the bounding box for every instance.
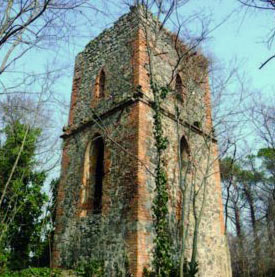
[180,135,190,171]
[93,68,106,100]
[176,135,191,232]
[80,134,105,217]
[175,74,183,94]
[92,136,104,214]
[99,70,106,98]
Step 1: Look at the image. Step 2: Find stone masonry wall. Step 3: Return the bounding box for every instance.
[133,9,232,275]
[136,99,232,276]
[53,102,140,273]
[53,5,232,277]
[53,8,143,274]
[68,9,140,127]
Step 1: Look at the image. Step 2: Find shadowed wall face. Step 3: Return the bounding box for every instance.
[93,137,104,214]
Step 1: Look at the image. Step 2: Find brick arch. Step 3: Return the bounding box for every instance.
[180,135,191,165]
[173,73,186,101]
[79,134,105,217]
[94,68,106,98]
[175,135,191,225]
[175,74,183,93]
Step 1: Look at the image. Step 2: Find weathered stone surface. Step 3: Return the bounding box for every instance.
[53,5,232,277]
[60,270,77,277]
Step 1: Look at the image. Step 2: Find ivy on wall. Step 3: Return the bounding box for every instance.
[150,81,173,276]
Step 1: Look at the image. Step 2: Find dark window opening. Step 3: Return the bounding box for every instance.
[91,137,104,214]
[99,70,105,98]
[175,74,183,94]
[194,121,201,128]
[180,136,189,169]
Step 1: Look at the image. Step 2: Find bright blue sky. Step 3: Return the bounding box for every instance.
[1,0,274,178]
[200,0,274,93]
[2,0,274,103]
[57,0,274,108]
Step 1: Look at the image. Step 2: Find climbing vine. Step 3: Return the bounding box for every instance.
[146,81,200,277]
[150,81,174,276]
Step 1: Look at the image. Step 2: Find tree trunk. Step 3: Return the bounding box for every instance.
[243,183,261,276]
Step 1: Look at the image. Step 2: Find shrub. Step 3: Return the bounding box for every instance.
[0,267,61,277]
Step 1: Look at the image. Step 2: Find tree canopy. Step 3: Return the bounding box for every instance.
[0,120,48,270]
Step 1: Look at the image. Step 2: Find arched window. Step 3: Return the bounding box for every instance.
[180,136,190,170]
[193,121,201,129]
[93,69,106,100]
[92,136,104,214]
[99,70,105,98]
[80,135,104,216]
[176,136,190,231]
[175,74,183,94]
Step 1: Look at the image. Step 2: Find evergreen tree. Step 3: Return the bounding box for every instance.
[0,120,48,270]
[221,148,275,276]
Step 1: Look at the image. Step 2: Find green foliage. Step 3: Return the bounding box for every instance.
[0,252,9,275]
[221,149,275,277]
[144,259,198,277]
[0,267,61,277]
[49,178,59,226]
[76,259,104,277]
[258,147,275,177]
[150,82,174,276]
[183,260,199,277]
[220,157,241,181]
[0,120,48,270]
[76,257,131,277]
[149,81,200,276]
[30,178,59,268]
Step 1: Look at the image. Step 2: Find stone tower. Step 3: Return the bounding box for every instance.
[52,6,232,277]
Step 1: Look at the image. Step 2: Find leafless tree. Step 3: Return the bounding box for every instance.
[237,0,275,68]
[250,97,275,150]
[135,3,238,276]
[0,0,109,75]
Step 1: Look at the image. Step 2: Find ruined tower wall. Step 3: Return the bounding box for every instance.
[136,101,232,276]
[53,104,141,268]
[68,11,140,127]
[133,14,232,275]
[52,10,143,273]
[53,6,232,276]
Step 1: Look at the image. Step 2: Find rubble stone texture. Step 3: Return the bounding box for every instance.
[52,6,232,277]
